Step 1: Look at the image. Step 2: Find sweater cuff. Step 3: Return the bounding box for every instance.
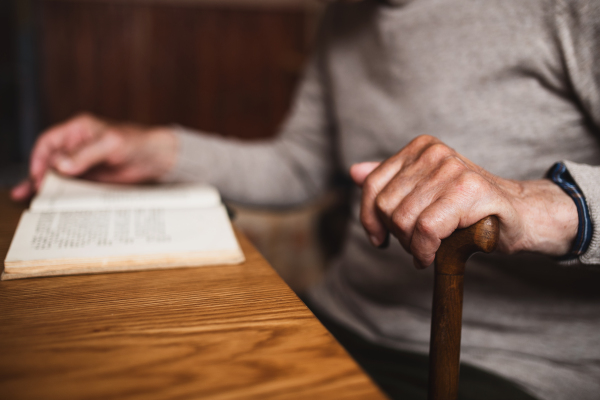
[555,161,600,265]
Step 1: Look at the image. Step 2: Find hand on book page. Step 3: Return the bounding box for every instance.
[11,114,178,202]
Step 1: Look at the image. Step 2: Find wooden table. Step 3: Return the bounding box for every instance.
[0,192,386,400]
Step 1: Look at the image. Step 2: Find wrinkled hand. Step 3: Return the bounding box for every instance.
[11,113,177,202]
[350,135,578,268]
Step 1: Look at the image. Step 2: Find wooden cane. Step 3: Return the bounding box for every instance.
[428,216,500,400]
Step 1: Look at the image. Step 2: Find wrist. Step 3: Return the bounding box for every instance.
[511,179,578,256]
[144,127,178,180]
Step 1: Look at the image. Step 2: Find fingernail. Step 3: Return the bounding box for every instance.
[369,234,382,247]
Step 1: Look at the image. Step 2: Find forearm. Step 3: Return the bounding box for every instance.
[162,128,333,207]
[160,50,334,207]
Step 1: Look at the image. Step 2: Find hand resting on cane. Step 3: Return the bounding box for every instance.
[349,135,580,268]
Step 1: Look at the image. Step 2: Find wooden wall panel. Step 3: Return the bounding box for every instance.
[39,0,312,139]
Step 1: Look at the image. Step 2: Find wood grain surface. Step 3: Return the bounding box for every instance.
[0,192,386,400]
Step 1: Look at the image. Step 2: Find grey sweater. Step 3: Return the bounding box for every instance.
[165,1,600,398]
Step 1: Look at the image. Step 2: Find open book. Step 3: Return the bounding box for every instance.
[2,172,244,280]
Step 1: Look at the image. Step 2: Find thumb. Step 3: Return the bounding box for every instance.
[349,162,380,187]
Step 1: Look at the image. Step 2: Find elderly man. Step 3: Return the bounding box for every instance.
[12,0,600,399]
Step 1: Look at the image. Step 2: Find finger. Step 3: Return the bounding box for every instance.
[374,160,433,231]
[30,128,69,186]
[350,162,380,186]
[409,176,498,268]
[387,156,466,251]
[53,133,122,177]
[359,137,444,246]
[359,157,412,246]
[10,179,35,202]
[410,198,460,269]
[361,170,401,247]
[30,115,102,187]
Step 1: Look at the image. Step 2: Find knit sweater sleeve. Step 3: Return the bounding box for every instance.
[555,0,600,264]
[161,55,335,208]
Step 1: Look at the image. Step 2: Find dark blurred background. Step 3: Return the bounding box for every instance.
[0,0,20,174]
[0,0,320,185]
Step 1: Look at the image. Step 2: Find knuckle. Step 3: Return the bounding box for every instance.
[415,215,437,237]
[73,112,94,126]
[391,209,411,235]
[422,142,452,162]
[412,134,436,147]
[362,175,380,200]
[69,116,93,136]
[71,113,104,135]
[374,194,391,215]
[456,171,485,194]
[441,156,467,173]
[105,130,125,146]
[363,174,377,190]
[34,128,61,153]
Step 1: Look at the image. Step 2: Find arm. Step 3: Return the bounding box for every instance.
[12,56,334,208]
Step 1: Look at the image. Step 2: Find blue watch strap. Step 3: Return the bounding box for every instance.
[546,162,592,260]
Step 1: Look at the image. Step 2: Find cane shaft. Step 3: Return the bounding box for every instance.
[427,216,499,400]
[428,272,464,400]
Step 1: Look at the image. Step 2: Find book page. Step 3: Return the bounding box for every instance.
[5,206,241,266]
[30,171,221,212]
